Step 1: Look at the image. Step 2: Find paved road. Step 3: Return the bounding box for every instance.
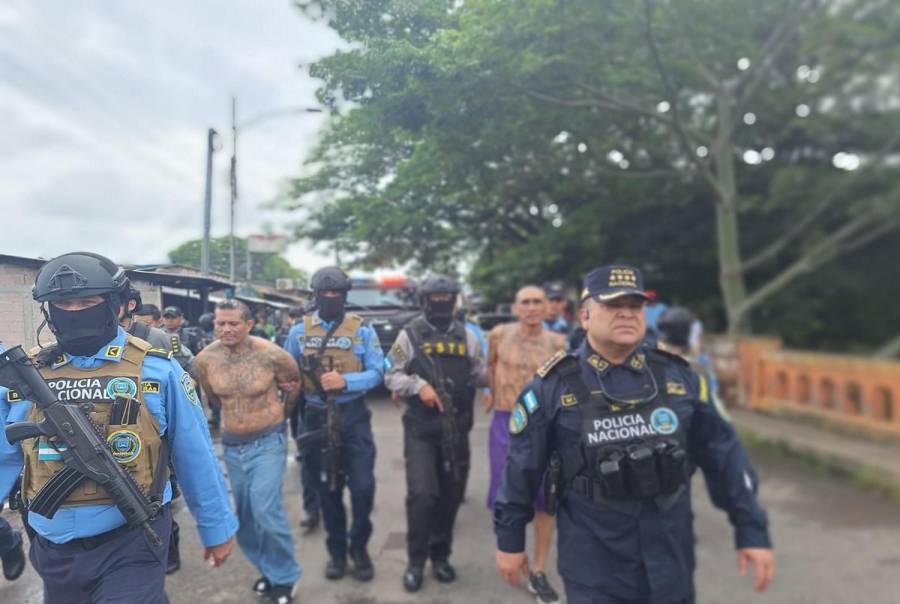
[4,397,900,603]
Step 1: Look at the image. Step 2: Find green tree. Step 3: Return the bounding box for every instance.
[287,0,900,349]
[167,237,306,285]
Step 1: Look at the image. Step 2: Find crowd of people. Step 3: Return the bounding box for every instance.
[0,251,774,604]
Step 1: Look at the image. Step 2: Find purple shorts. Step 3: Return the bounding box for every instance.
[486,410,547,512]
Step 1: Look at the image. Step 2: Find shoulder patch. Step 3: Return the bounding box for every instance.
[509,403,529,434]
[521,389,540,414]
[147,348,174,360]
[180,373,199,405]
[536,350,569,379]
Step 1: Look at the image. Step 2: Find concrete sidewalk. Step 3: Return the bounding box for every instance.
[732,407,900,498]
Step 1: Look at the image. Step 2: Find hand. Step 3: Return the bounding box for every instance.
[278,379,300,395]
[390,391,405,408]
[320,371,346,391]
[204,535,236,567]
[737,547,775,592]
[482,390,494,413]
[418,383,444,412]
[495,550,529,586]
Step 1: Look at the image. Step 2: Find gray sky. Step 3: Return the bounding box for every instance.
[0,0,341,274]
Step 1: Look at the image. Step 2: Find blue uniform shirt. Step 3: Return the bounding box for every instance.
[494,341,770,600]
[283,312,384,406]
[0,328,238,547]
[542,316,569,334]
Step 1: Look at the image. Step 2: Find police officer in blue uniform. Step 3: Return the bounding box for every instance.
[543,281,570,334]
[284,267,384,582]
[0,252,238,603]
[494,265,774,604]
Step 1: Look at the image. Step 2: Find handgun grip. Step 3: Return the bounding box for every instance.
[5,421,47,443]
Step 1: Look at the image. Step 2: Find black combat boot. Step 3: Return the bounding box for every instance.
[349,547,374,582]
[403,565,424,592]
[1,539,25,581]
[432,559,457,583]
[325,556,346,580]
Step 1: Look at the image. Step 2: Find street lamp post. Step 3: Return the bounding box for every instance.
[201,127,218,276]
[228,100,323,282]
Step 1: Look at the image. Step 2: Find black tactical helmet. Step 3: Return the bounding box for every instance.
[418,275,461,297]
[657,306,695,348]
[309,266,352,292]
[197,312,215,331]
[125,281,143,314]
[33,252,128,303]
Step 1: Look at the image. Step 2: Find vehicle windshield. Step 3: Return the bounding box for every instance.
[346,287,416,308]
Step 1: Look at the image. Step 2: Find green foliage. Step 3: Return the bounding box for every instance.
[167,237,306,285]
[287,0,900,349]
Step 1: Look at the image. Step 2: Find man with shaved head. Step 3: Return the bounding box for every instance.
[485,285,566,603]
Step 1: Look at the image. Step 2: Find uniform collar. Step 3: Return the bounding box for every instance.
[578,341,644,374]
[55,328,127,369]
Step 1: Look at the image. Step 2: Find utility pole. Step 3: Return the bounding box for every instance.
[201,127,218,276]
[229,97,237,283]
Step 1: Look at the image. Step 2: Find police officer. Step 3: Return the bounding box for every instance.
[384,275,486,592]
[543,281,570,334]
[161,306,197,371]
[657,307,725,416]
[0,252,238,603]
[494,265,774,604]
[284,267,384,582]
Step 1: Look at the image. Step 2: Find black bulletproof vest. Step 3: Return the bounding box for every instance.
[404,317,475,434]
[557,354,689,502]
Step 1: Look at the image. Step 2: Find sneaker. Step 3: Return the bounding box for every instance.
[253,576,272,595]
[268,585,293,604]
[349,547,374,582]
[1,539,25,581]
[528,571,560,603]
[325,557,346,580]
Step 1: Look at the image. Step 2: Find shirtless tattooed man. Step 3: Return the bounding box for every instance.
[194,299,302,604]
[485,285,566,603]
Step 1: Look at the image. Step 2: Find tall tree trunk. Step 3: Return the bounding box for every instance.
[711,87,748,335]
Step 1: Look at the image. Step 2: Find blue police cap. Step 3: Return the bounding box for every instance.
[580,265,649,303]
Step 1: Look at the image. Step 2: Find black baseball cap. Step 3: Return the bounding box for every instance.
[580,265,649,303]
[162,305,183,317]
[543,281,566,300]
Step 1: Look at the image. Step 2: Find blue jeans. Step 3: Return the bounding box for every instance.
[224,430,301,586]
[304,399,376,560]
[0,516,21,555]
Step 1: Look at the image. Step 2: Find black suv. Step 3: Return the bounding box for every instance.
[347,276,421,354]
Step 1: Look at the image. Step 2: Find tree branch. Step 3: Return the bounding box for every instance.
[875,332,900,359]
[642,0,722,196]
[735,205,889,317]
[741,129,900,273]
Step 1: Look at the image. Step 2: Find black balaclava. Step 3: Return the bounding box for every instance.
[48,297,119,357]
[316,293,346,323]
[425,295,456,331]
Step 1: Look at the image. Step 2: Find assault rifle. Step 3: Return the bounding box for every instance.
[408,332,461,482]
[0,346,163,545]
[295,355,343,491]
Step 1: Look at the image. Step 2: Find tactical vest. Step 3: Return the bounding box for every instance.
[404,317,475,435]
[19,336,167,508]
[555,352,689,508]
[301,314,364,396]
